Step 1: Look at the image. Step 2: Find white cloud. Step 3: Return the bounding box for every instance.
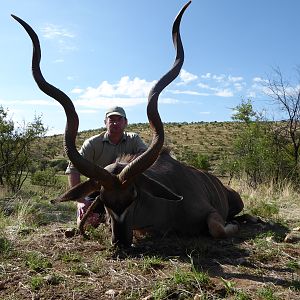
[253,77,267,83]
[74,97,146,109]
[41,24,75,39]
[169,89,204,96]
[247,91,257,98]
[212,74,225,82]
[228,76,243,82]
[71,88,84,94]
[215,89,233,97]
[41,24,77,53]
[71,75,191,109]
[234,82,245,91]
[201,73,211,79]
[197,82,211,89]
[178,69,198,85]
[78,76,156,99]
[197,72,247,97]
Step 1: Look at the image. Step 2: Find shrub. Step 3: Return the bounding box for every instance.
[177,148,211,170]
[221,99,296,187]
[31,168,59,193]
[49,159,68,172]
[0,106,47,192]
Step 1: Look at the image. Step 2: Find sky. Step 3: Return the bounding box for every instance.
[1,0,300,135]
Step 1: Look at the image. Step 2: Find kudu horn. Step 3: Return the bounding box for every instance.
[11,0,191,189]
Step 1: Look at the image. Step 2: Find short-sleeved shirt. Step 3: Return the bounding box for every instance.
[65,131,147,174]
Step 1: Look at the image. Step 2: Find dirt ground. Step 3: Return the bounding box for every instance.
[1,217,300,300]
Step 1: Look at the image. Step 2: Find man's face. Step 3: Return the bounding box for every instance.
[105,115,127,134]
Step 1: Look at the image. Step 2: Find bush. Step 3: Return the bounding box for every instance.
[31,168,58,192]
[221,99,297,187]
[49,159,68,172]
[0,106,47,192]
[177,148,211,170]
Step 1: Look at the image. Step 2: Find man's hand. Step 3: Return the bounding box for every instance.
[77,200,101,228]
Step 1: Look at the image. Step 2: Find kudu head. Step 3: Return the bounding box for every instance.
[12,1,191,247]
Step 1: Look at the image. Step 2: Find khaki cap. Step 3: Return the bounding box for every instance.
[105,106,126,118]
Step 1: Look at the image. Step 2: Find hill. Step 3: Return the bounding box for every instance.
[43,121,242,173]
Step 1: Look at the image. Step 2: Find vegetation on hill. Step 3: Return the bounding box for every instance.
[41,121,242,175]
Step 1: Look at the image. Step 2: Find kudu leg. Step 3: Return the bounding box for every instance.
[207,212,238,238]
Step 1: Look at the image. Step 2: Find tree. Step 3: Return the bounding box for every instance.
[0,107,14,186]
[221,99,293,187]
[265,67,300,173]
[231,98,257,124]
[0,106,47,192]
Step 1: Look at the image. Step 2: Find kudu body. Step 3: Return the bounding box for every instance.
[13,1,244,247]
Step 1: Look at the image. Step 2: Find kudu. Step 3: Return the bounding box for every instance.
[12,1,244,247]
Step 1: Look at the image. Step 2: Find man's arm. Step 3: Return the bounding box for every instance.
[68,171,80,188]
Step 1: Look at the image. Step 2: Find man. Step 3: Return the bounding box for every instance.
[65,106,147,227]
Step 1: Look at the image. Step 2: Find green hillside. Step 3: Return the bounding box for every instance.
[43,121,242,173]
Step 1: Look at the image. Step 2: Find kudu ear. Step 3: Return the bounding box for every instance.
[51,179,101,203]
[136,174,183,202]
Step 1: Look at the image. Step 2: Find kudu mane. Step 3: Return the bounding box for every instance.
[115,147,171,165]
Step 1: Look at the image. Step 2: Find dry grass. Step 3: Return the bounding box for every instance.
[234,180,300,225]
[0,180,299,299]
[1,122,299,299]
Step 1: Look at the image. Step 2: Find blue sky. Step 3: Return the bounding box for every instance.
[1,0,300,135]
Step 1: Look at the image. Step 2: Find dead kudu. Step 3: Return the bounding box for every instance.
[12,1,244,247]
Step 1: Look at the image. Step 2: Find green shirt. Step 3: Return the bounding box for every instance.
[65,131,147,174]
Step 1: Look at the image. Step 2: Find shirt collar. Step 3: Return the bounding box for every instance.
[103,131,126,144]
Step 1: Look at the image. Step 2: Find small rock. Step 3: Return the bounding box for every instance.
[105,289,117,297]
[235,257,248,265]
[284,232,300,243]
[18,227,35,235]
[0,281,5,290]
[142,295,154,300]
[64,228,77,238]
[43,274,60,285]
[32,293,40,300]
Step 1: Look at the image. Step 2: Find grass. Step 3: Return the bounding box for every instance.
[257,286,281,300]
[0,181,299,299]
[25,251,53,272]
[236,179,300,225]
[0,186,299,300]
[0,122,299,299]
